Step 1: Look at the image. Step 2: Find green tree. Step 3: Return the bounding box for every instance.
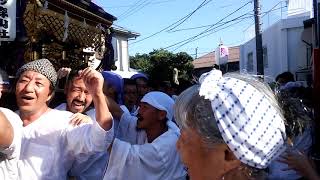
[130,49,194,84]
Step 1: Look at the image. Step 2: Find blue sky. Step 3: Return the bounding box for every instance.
[94,0,286,57]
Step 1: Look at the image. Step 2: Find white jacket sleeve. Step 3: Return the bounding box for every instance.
[104,138,166,180]
[0,108,22,159]
[116,112,147,144]
[64,119,114,156]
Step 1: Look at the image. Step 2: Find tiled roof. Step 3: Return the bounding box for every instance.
[193,46,240,69]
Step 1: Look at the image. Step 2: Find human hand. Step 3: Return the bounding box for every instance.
[279,150,319,180]
[57,67,72,79]
[69,113,92,126]
[79,67,104,96]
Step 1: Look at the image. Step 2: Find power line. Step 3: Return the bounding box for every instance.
[117,0,149,20]
[169,14,253,32]
[165,2,252,50]
[119,0,152,21]
[117,0,145,18]
[166,0,213,32]
[101,0,176,9]
[163,1,252,50]
[171,16,250,51]
[130,0,213,44]
[243,3,287,33]
[190,51,213,56]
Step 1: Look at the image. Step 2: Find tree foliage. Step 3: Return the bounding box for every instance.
[130,49,194,84]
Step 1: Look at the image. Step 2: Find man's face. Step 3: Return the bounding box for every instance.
[124,84,138,109]
[15,71,52,115]
[65,77,93,113]
[136,102,163,129]
[136,78,149,99]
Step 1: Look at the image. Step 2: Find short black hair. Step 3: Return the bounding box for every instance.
[66,70,80,84]
[123,78,136,86]
[276,71,294,83]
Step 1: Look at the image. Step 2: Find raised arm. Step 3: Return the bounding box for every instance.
[79,68,112,130]
[0,110,14,148]
[104,95,124,121]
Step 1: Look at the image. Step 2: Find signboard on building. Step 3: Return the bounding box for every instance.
[0,0,16,41]
[215,45,229,65]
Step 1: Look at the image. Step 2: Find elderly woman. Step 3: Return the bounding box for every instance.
[174,69,287,180]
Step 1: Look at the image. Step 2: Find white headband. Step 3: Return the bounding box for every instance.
[141,91,174,121]
[199,70,286,169]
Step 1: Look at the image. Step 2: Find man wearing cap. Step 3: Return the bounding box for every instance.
[14,59,114,179]
[103,91,186,180]
[102,71,124,105]
[130,73,151,102]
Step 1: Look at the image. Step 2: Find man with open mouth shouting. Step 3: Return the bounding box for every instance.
[15,59,114,180]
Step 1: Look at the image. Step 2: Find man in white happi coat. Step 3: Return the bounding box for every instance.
[55,70,109,180]
[55,70,95,123]
[103,91,186,180]
[15,59,114,180]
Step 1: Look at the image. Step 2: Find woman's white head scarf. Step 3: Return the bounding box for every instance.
[199,69,286,169]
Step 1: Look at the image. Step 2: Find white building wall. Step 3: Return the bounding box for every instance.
[287,27,307,72]
[287,0,313,18]
[120,38,129,71]
[112,36,130,71]
[240,16,309,82]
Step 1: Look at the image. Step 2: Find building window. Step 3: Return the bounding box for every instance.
[247,52,253,72]
[263,46,268,68]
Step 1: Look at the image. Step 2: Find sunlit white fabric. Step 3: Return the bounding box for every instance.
[0,108,22,180]
[104,113,186,180]
[18,109,113,180]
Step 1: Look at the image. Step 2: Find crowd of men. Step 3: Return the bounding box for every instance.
[0,58,318,180]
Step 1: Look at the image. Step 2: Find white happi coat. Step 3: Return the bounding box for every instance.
[18,109,114,180]
[268,127,313,180]
[0,108,22,180]
[55,103,109,180]
[104,113,186,180]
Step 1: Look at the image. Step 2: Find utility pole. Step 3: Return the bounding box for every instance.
[254,0,264,76]
[195,47,198,59]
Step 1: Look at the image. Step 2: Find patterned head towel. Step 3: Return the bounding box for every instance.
[16,59,57,86]
[198,69,286,169]
[141,91,174,121]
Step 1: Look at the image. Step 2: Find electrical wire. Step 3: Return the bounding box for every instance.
[101,0,177,9]
[119,0,152,21]
[117,0,150,19]
[130,0,213,44]
[162,1,252,50]
[170,14,253,32]
[166,0,213,32]
[171,16,251,51]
